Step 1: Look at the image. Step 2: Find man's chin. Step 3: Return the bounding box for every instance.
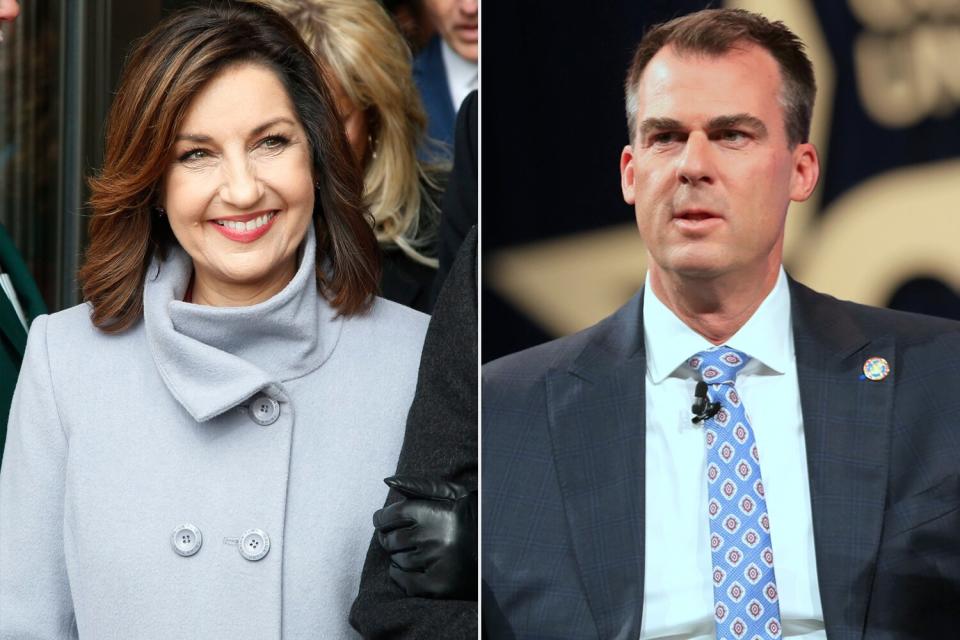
[659,253,733,281]
[451,40,478,63]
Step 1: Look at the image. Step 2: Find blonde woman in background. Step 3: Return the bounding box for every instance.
[264,0,447,314]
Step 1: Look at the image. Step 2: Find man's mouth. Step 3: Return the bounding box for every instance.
[674,209,721,221]
[455,24,479,41]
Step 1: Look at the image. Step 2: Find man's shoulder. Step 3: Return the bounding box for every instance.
[413,35,443,78]
[792,280,960,379]
[483,330,592,385]
[792,279,960,342]
[483,291,643,392]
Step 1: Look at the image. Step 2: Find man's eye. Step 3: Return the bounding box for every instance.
[652,132,680,145]
[720,130,748,142]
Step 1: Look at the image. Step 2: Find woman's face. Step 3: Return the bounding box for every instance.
[331,79,369,168]
[162,63,315,305]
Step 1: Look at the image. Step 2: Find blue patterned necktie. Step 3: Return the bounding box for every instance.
[687,347,782,640]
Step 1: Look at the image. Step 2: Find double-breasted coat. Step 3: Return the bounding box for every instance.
[0,227,429,639]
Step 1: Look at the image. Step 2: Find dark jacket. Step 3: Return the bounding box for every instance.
[379,175,447,315]
[351,227,478,639]
[482,277,960,639]
[413,35,456,152]
[0,222,46,463]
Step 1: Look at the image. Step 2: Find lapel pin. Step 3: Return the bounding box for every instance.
[862,356,890,381]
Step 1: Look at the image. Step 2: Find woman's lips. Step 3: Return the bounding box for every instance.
[210,210,279,243]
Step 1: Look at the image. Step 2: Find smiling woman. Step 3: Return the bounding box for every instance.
[0,2,430,638]
[162,64,317,307]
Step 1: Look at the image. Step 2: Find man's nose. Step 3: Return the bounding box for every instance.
[219,157,263,208]
[676,133,715,185]
[459,0,478,17]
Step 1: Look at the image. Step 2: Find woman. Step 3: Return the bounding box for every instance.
[0,3,428,638]
[263,0,446,313]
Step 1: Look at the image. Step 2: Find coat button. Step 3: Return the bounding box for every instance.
[171,524,202,557]
[248,394,280,426]
[238,528,270,561]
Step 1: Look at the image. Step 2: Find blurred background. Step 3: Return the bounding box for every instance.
[483,0,960,362]
[0,0,434,313]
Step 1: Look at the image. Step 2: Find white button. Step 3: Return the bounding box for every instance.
[238,528,270,561]
[171,524,202,557]
[248,394,280,426]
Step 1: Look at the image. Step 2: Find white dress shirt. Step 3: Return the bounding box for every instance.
[639,269,826,639]
[440,38,478,112]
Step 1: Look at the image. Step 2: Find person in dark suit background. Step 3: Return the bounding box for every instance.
[433,89,476,301]
[351,89,479,640]
[265,0,447,314]
[1,0,47,464]
[0,224,47,464]
[483,8,960,639]
[414,0,477,152]
[0,0,18,35]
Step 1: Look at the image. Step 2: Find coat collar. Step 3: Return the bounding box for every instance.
[144,226,343,422]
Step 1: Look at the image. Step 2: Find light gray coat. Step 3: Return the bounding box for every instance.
[0,228,429,639]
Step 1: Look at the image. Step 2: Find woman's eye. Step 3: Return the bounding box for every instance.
[178,148,209,163]
[260,135,290,150]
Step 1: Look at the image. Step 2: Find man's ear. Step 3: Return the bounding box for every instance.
[621,145,637,205]
[789,142,820,203]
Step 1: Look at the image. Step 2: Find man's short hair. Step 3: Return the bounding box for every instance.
[624,8,816,148]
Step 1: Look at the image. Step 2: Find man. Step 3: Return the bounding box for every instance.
[351,90,479,640]
[483,8,960,639]
[414,0,477,151]
[0,0,18,31]
[1,0,47,465]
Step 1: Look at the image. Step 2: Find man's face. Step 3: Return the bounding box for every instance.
[620,43,818,284]
[0,0,20,22]
[424,0,478,62]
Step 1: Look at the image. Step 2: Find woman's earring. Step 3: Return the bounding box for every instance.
[155,206,166,217]
[367,133,378,160]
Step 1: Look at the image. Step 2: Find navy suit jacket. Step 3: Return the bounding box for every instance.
[482,278,960,639]
[414,35,457,152]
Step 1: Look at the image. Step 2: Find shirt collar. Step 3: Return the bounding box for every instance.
[643,268,793,383]
[440,38,478,108]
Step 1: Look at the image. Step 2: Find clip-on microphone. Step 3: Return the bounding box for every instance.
[691,381,721,424]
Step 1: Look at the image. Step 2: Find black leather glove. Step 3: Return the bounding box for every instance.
[372,475,478,600]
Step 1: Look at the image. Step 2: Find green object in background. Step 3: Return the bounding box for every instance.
[0,222,48,466]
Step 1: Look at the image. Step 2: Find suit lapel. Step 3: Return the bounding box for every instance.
[0,292,28,358]
[0,223,47,358]
[790,279,892,640]
[545,292,646,640]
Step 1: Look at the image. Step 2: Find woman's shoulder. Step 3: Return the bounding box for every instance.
[368,296,430,332]
[31,302,144,356]
[341,296,429,350]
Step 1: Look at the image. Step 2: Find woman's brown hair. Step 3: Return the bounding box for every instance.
[80,0,380,332]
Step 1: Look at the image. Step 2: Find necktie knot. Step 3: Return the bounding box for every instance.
[687,347,751,385]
